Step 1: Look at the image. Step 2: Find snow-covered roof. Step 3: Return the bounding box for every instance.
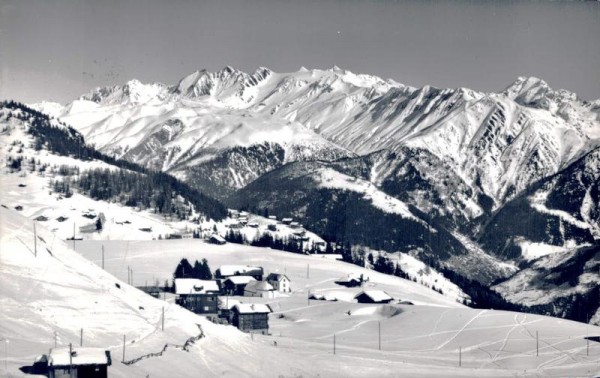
[209,234,226,242]
[336,274,361,283]
[233,303,272,314]
[217,265,262,277]
[49,347,109,367]
[244,280,274,293]
[356,290,393,302]
[218,298,241,310]
[225,276,256,285]
[174,279,220,295]
[266,273,290,282]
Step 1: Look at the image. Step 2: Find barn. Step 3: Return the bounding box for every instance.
[218,298,241,322]
[175,278,221,314]
[223,276,256,295]
[47,347,111,378]
[208,234,226,245]
[335,274,364,288]
[244,280,275,298]
[231,303,272,334]
[354,290,393,304]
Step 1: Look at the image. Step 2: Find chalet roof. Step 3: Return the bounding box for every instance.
[225,276,256,285]
[355,290,393,302]
[309,293,337,301]
[209,234,226,243]
[49,347,109,367]
[336,274,361,283]
[174,279,220,295]
[266,273,290,282]
[244,280,274,293]
[217,265,262,277]
[218,298,241,310]
[233,303,272,314]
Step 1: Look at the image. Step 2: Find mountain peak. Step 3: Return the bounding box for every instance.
[81,79,165,104]
[503,76,578,111]
[505,76,549,95]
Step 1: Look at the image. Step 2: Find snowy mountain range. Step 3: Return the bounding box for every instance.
[26,66,600,322]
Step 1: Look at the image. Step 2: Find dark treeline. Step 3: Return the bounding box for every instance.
[2,100,227,220]
[437,267,523,310]
[53,168,199,219]
[224,229,310,254]
[173,258,213,280]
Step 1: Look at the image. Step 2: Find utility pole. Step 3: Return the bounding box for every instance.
[54,331,57,347]
[122,335,126,363]
[586,312,590,356]
[378,321,381,351]
[69,343,73,378]
[33,221,37,257]
[162,307,165,332]
[333,334,336,355]
[459,346,462,367]
[80,328,83,347]
[307,290,310,306]
[536,331,539,357]
[73,223,76,249]
[101,245,104,270]
[4,339,8,373]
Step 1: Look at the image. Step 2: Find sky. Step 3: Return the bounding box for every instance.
[1,0,599,104]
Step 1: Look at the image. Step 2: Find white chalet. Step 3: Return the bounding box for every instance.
[266,273,291,293]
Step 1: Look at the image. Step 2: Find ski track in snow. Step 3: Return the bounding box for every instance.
[434,310,488,350]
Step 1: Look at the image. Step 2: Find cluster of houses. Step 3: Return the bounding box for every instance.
[174,264,291,334]
[226,210,309,238]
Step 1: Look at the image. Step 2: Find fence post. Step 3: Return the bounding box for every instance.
[378,321,381,350]
[69,343,73,378]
